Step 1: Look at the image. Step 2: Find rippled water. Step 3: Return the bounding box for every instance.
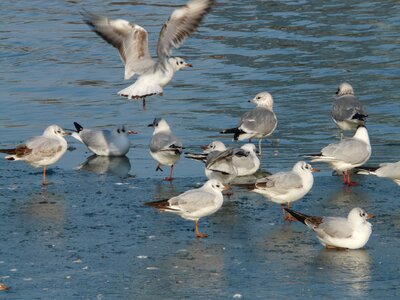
[1,0,400,298]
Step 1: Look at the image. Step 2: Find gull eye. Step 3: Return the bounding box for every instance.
[122,129,125,133]
[257,96,261,100]
[216,184,220,188]
[117,129,120,133]
[180,61,183,64]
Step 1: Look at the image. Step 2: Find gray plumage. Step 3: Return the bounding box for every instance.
[239,107,277,138]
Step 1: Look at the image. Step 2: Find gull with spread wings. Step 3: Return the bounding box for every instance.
[83,0,214,108]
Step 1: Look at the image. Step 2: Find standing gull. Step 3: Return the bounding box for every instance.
[331,82,367,137]
[285,207,374,250]
[83,0,214,108]
[252,161,318,221]
[0,125,70,186]
[145,179,228,238]
[356,161,400,186]
[149,118,183,181]
[305,125,371,186]
[220,92,277,155]
[71,122,138,156]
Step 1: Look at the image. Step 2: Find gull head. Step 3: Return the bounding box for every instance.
[336,82,354,96]
[43,124,71,137]
[148,117,171,133]
[171,57,192,71]
[293,161,319,174]
[205,179,229,193]
[249,92,274,108]
[201,141,226,153]
[241,143,257,154]
[348,207,374,225]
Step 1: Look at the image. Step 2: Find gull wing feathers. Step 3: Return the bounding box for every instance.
[83,12,155,79]
[157,0,213,62]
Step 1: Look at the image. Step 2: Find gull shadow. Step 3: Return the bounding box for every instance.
[76,155,132,178]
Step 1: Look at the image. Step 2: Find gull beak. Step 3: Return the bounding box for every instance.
[311,168,320,173]
[147,124,154,127]
[128,130,138,135]
[185,63,193,68]
[367,213,375,219]
[62,131,72,136]
[201,145,209,151]
[223,185,231,191]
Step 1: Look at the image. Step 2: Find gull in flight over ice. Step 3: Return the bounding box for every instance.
[83,0,214,108]
[0,125,70,186]
[285,207,374,250]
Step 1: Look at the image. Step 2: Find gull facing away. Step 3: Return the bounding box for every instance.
[331,82,367,137]
[0,125,70,186]
[71,122,137,156]
[83,0,214,108]
[356,161,400,186]
[305,125,371,186]
[285,207,374,250]
[149,118,183,181]
[145,179,228,238]
[252,161,318,221]
[220,92,277,155]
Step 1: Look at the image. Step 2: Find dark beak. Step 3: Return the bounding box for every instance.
[201,145,209,151]
[185,63,193,67]
[148,124,154,127]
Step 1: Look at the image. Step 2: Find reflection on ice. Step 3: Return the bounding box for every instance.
[76,155,132,178]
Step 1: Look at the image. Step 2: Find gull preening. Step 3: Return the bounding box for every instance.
[356,161,400,186]
[149,118,183,181]
[145,179,227,238]
[253,161,318,221]
[331,82,367,136]
[71,122,137,156]
[305,125,371,186]
[220,92,277,155]
[83,0,214,108]
[285,207,374,250]
[0,125,70,186]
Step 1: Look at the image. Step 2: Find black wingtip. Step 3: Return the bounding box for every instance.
[284,208,310,225]
[73,122,84,133]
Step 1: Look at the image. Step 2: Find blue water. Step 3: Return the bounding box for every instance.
[1,0,400,298]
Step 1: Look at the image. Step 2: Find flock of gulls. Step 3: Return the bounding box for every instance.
[2,0,398,252]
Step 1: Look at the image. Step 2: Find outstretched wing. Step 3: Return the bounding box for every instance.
[156,0,213,62]
[83,12,155,79]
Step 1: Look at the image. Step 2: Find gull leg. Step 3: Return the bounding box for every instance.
[42,166,47,186]
[142,97,146,111]
[286,202,297,222]
[281,204,287,221]
[343,171,348,185]
[346,171,358,186]
[164,165,174,181]
[195,219,208,238]
[258,139,263,157]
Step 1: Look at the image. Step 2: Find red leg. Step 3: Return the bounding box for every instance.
[347,172,358,186]
[164,165,174,181]
[195,219,208,238]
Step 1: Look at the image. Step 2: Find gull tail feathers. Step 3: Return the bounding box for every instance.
[284,208,312,225]
[220,127,245,141]
[144,199,179,212]
[74,122,84,133]
[118,81,163,100]
[354,166,379,175]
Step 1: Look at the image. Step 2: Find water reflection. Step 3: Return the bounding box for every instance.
[314,249,371,297]
[76,155,132,178]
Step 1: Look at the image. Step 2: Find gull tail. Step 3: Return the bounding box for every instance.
[220,127,245,141]
[354,166,379,175]
[284,208,312,225]
[144,199,179,212]
[352,113,368,121]
[118,81,163,100]
[74,122,84,133]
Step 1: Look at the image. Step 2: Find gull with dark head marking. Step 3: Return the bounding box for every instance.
[149,118,183,181]
[71,122,137,156]
[83,0,214,108]
[285,207,374,250]
[252,161,318,221]
[0,125,70,186]
[145,179,228,238]
[356,161,400,186]
[220,92,277,155]
[331,82,367,137]
[305,125,371,186]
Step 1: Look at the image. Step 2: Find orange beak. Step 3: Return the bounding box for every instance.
[185,63,193,67]
[311,168,320,173]
[223,185,231,191]
[367,213,375,219]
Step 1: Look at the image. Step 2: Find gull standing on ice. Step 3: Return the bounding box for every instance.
[356,161,400,186]
[145,179,227,238]
[220,92,277,155]
[83,0,214,108]
[71,122,137,156]
[285,207,374,250]
[252,161,318,221]
[305,125,371,186]
[0,125,70,186]
[149,118,183,181]
[331,82,367,137]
